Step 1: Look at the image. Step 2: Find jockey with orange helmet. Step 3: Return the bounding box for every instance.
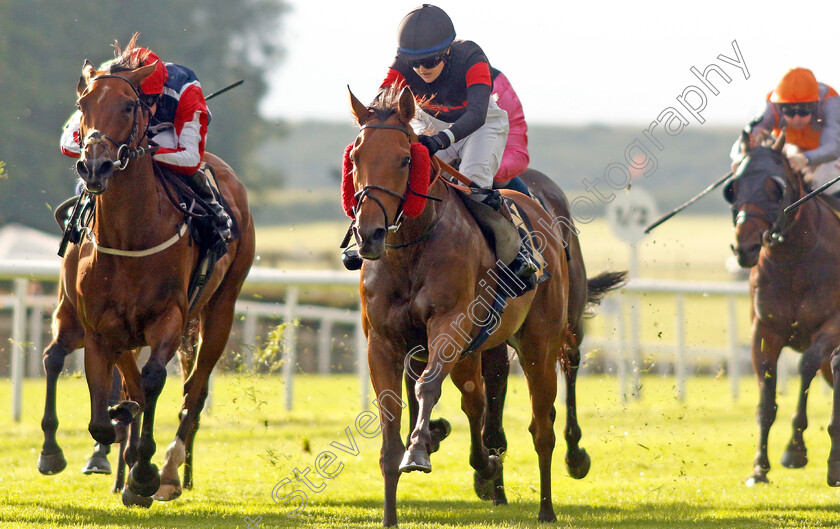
[732,67,840,193]
[60,42,232,240]
[358,3,537,290]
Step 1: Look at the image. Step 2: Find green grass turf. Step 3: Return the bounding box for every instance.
[2,373,840,528]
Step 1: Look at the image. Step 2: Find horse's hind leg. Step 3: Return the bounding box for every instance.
[519,344,559,523]
[561,339,591,479]
[782,345,824,469]
[747,326,784,486]
[156,308,228,501]
[475,343,509,504]
[827,345,840,485]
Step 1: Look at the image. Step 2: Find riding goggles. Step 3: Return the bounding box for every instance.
[781,104,815,117]
[408,54,446,70]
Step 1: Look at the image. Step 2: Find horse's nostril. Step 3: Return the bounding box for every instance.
[370,227,387,244]
[99,160,114,175]
[76,160,89,177]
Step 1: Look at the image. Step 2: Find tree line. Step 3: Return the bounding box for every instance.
[0,0,288,231]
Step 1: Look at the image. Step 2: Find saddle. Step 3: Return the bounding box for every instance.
[54,162,238,310]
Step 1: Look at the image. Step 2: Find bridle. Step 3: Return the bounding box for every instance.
[77,74,158,173]
[351,122,440,233]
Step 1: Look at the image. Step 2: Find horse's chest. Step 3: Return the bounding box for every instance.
[754,272,835,344]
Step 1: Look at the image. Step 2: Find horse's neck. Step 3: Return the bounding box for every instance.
[92,161,180,248]
[767,198,821,261]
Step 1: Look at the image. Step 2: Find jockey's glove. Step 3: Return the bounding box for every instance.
[418,132,451,156]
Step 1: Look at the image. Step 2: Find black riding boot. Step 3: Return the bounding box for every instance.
[190,168,232,242]
[464,188,538,296]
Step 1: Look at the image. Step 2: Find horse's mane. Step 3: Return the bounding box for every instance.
[107,33,150,73]
[368,85,434,132]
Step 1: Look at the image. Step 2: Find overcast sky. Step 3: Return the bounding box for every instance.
[260,0,840,127]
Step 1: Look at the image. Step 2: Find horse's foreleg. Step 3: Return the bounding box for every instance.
[85,345,119,446]
[82,368,122,475]
[747,326,784,486]
[368,336,406,527]
[561,341,590,480]
[782,343,825,469]
[38,340,75,475]
[827,346,840,486]
[127,322,180,500]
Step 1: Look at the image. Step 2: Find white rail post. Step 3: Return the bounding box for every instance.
[357,315,368,411]
[727,294,740,400]
[617,296,628,402]
[283,287,299,411]
[675,294,686,402]
[12,278,28,422]
[318,320,333,374]
[243,308,258,370]
[27,300,43,378]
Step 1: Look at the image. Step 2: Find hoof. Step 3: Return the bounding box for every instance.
[473,455,503,501]
[399,448,431,473]
[122,486,154,508]
[745,474,769,487]
[828,460,840,487]
[781,446,807,469]
[428,418,452,454]
[566,448,591,480]
[128,464,160,498]
[153,479,183,501]
[108,401,141,425]
[82,453,111,475]
[538,508,557,523]
[38,450,67,475]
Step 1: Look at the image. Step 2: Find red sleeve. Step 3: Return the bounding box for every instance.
[465,62,491,87]
[152,83,208,174]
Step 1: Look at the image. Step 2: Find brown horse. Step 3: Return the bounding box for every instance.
[404,169,626,503]
[38,54,255,506]
[348,85,588,526]
[724,132,840,487]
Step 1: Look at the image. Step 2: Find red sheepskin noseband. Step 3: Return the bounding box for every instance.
[341,141,432,219]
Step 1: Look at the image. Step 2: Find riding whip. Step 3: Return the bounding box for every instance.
[784,173,840,214]
[644,170,734,233]
[204,79,244,101]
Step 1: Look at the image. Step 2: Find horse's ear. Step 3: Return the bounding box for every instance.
[77,59,96,97]
[348,86,369,125]
[126,61,158,89]
[740,129,750,153]
[397,86,415,124]
[772,129,786,152]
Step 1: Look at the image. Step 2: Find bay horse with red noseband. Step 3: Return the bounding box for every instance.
[724,131,840,487]
[347,85,587,526]
[39,54,255,506]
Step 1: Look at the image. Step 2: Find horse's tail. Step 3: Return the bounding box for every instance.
[585,271,627,311]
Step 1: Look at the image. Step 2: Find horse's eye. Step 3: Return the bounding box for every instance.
[401,156,410,168]
[765,177,784,202]
[723,181,737,204]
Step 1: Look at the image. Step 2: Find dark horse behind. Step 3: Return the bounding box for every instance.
[346,85,620,526]
[37,46,255,506]
[725,131,840,486]
[405,168,627,504]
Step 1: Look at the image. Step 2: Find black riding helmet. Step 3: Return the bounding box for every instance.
[397,4,456,60]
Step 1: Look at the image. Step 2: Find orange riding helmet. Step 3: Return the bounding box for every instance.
[770,67,819,104]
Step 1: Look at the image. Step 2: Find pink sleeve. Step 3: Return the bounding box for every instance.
[492,73,529,183]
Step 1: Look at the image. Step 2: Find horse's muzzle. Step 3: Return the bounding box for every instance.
[357,226,387,260]
[76,158,115,194]
[731,241,760,268]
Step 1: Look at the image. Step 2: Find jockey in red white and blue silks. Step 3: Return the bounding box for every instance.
[60,49,210,178]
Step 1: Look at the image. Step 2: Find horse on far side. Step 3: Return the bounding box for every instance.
[725,131,840,486]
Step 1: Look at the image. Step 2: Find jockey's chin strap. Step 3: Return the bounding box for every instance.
[351,122,441,232]
[78,74,158,171]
